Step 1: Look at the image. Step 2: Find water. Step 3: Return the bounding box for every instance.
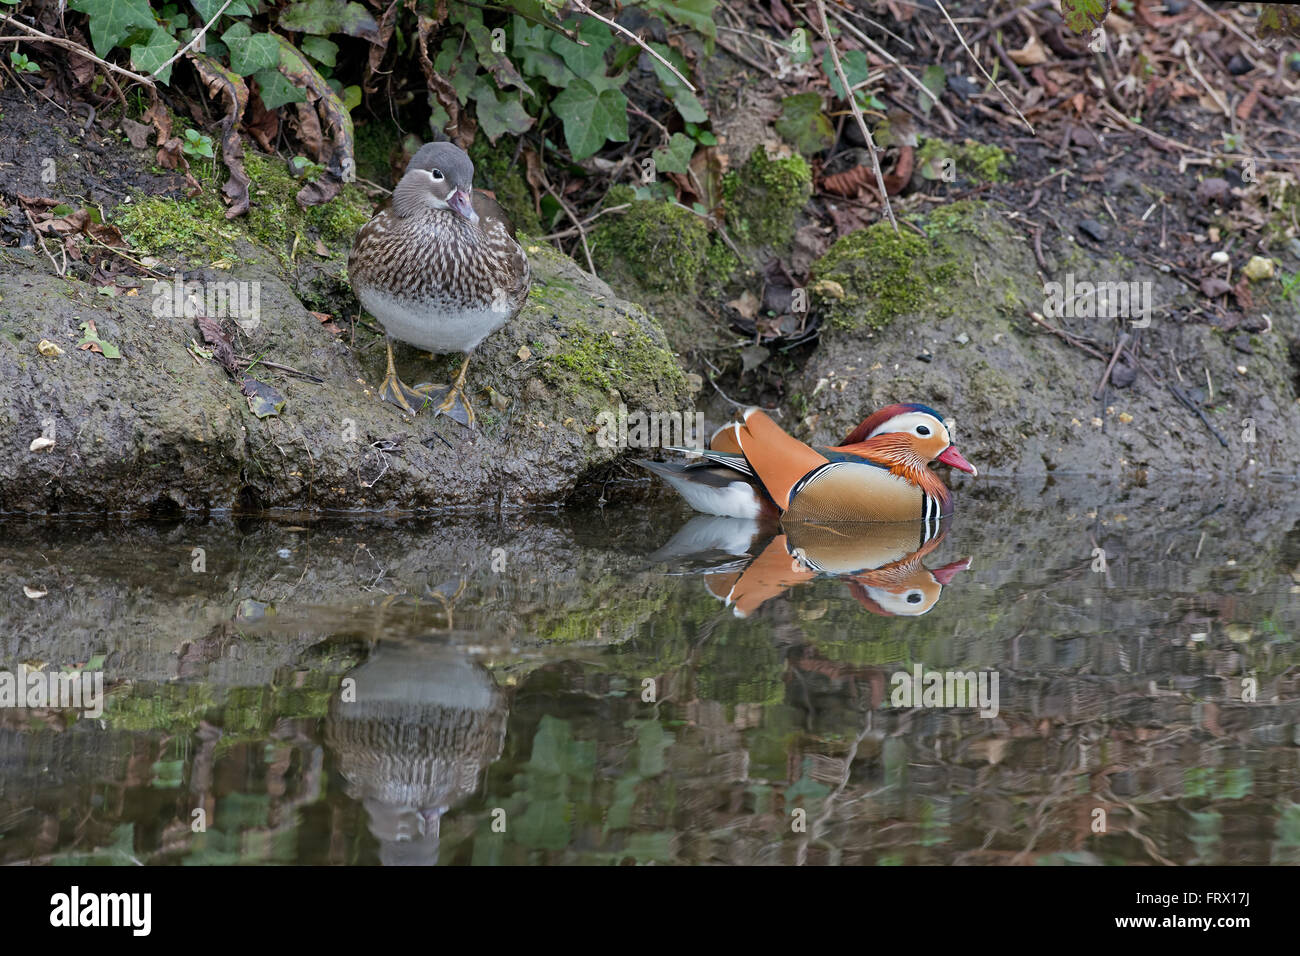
[1,476,1298,865]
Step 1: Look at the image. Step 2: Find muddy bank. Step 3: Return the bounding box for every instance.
[0,87,692,515]
[0,240,691,514]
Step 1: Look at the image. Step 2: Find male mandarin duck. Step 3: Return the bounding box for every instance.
[648,514,971,618]
[348,141,530,425]
[639,403,977,525]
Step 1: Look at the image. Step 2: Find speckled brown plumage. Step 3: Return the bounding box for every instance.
[348,190,530,344]
[347,142,531,423]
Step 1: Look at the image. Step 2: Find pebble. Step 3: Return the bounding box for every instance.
[1243,255,1275,281]
[916,351,933,363]
[1077,219,1107,242]
[1227,53,1253,75]
[1210,250,1230,265]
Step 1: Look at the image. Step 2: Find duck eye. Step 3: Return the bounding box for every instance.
[430,169,444,181]
[916,425,931,436]
[906,592,923,604]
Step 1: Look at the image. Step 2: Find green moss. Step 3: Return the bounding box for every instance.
[813,222,956,331]
[115,194,241,259]
[539,314,686,397]
[469,137,542,235]
[115,150,370,267]
[722,147,812,248]
[923,198,996,237]
[590,185,713,294]
[917,137,1010,183]
[352,119,402,187]
[809,200,1031,332]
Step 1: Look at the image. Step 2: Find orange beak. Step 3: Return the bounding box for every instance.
[936,445,978,476]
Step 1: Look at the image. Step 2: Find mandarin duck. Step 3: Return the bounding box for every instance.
[348,142,531,425]
[649,514,971,618]
[639,404,977,525]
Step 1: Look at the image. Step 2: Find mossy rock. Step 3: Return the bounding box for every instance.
[722,146,812,249]
[916,137,1010,183]
[116,150,372,265]
[590,185,713,294]
[809,203,1016,331]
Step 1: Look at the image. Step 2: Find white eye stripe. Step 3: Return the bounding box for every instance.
[868,411,948,442]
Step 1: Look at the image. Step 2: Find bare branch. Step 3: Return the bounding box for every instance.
[811,0,897,233]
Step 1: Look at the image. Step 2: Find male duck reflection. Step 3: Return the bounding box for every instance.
[648,514,971,617]
[639,404,977,525]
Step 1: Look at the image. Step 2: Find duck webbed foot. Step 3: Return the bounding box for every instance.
[378,339,444,416]
[427,354,476,428]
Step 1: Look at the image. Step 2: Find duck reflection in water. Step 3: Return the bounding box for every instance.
[325,642,508,865]
[648,514,971,618]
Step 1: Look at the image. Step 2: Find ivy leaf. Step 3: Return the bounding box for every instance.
[241,376,285,418]
[222,22,279,76]
[919,64,946,115]
[648,42,705,124]
[551,78,628,160]
[775,92,834,155]
[549,17,614,78]
[435,37,480,103]
[1058,0,1110,34]
[462,14,534,95]
[641,0,717,42]
[191,0,254,21]
[253,67,307,108]
[472,76,535,141]
[652,132,695,175]
[277,0,379,41]
[130,26,180,83]
[69,0,157,58]
[512,15,571,87]
[301,36,338,68]
[821,47,869,100]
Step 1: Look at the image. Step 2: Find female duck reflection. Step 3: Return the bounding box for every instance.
[647,513,971,618]
[326,642,508,865]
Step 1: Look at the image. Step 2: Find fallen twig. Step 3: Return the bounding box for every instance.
[571,0,696,92]
[1093,331,1130,400]
[932,0,1034,133]
[0,14,155,87]
[150,0,232,78]
[813,0,896,232]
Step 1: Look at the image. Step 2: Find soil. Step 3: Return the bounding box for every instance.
[1,3,1299,514]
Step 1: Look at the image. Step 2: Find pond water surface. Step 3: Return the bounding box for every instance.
[1,476,1298,865]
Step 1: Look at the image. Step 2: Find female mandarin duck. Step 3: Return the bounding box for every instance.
[639,403,977,525]
[348,141,530,425]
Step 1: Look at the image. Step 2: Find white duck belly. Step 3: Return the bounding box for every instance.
[358,286,508,355]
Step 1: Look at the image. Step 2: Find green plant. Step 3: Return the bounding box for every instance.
[182,127,214,158]
[9,50,40,73]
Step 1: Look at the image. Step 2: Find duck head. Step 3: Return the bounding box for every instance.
[836,403,978,479]
[393,142,479,223]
